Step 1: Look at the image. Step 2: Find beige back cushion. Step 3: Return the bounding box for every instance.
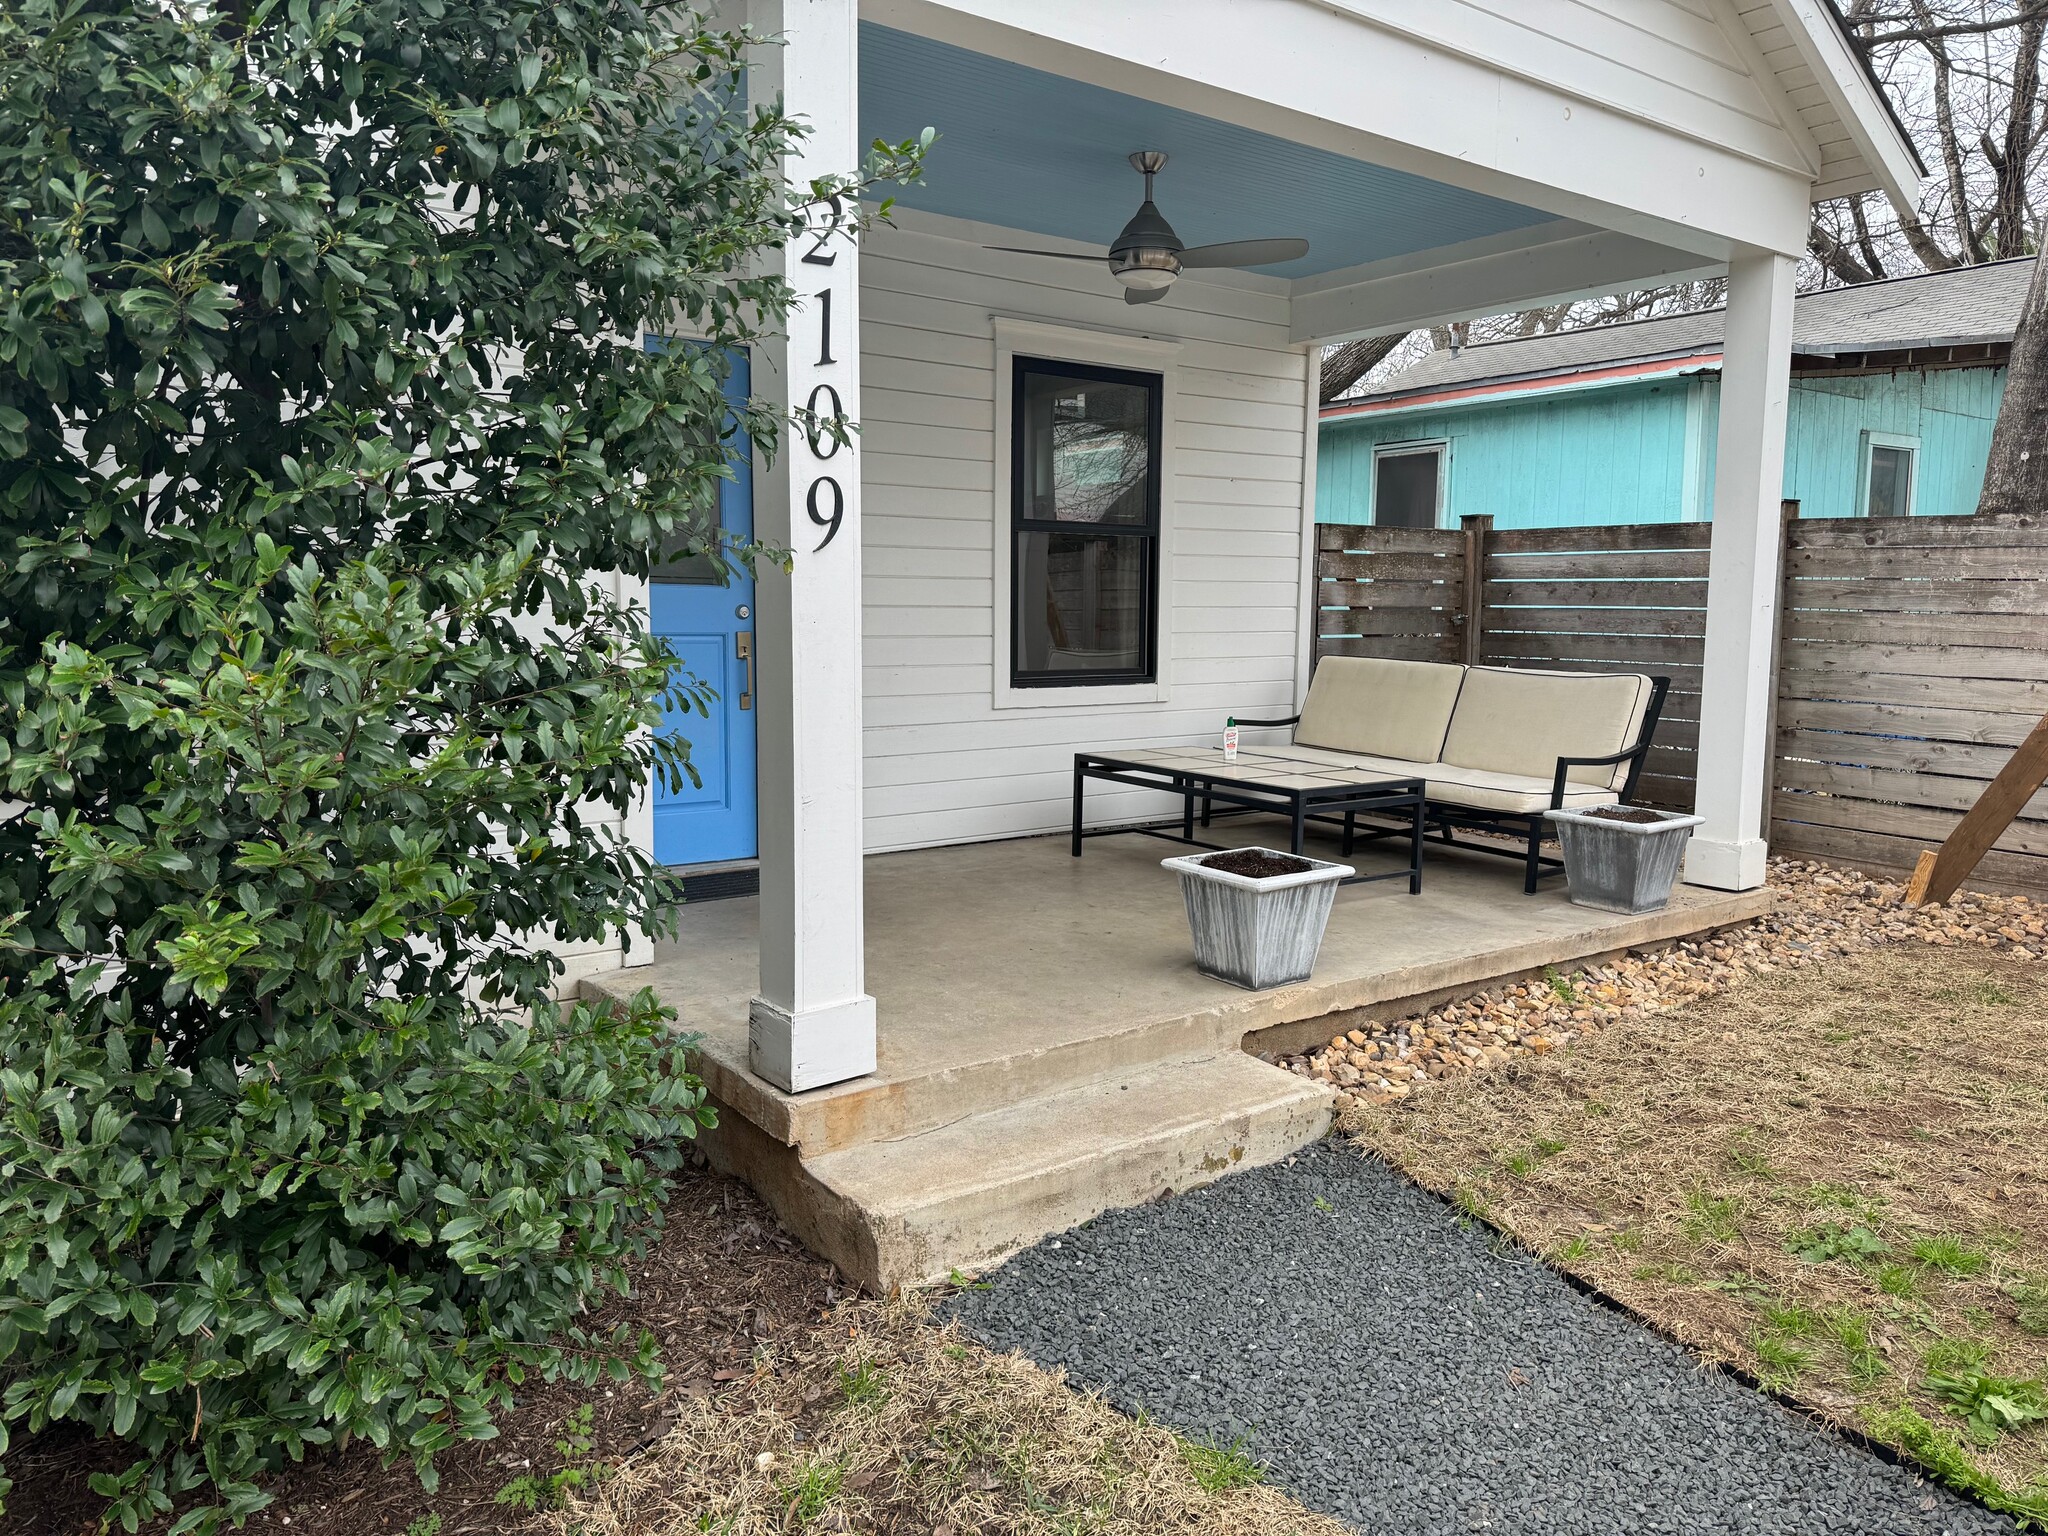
[1439,667,1654,789]
[1293,657,1467,764]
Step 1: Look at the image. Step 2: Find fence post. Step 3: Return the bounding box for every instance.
[1761,499,1799,842]
[1459,514,1492,667]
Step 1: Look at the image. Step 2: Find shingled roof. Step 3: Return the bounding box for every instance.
[1332,257,2034,414]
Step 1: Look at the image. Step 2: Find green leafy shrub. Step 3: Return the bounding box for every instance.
[0,0,920,1529]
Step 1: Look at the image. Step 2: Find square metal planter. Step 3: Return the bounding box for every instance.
[1162,848,1355,990]
[1544,806,1704,914]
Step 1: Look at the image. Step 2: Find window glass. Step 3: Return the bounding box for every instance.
[1014,532,1148,677]
[1374,449,1441,528]
[1011,358,1161,687]
[1018,370,1153,525]
[1867,444,1913,518]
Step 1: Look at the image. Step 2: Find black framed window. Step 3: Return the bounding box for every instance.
[1010,356,1162,687]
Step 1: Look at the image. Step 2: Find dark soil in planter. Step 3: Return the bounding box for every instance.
[1198,848,1315,878]
[1579,806,1676,825]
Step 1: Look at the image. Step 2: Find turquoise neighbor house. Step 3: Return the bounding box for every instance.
[1319,258,2034,529]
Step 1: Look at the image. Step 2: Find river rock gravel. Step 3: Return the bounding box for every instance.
[1277,859,2045,1111]
[945,1140,2018,1536]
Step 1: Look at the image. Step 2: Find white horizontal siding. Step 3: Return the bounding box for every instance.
[856,220,1307,853]
[1328,0,1810,176]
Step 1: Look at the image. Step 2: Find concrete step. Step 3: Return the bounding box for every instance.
[803,1050,1334,1289]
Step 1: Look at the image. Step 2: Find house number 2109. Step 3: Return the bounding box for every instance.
[802,195,849,552]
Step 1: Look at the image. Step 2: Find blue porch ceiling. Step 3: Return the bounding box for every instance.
[857,23,1557,281]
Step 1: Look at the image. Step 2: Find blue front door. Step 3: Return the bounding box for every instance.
[650,346,757,866]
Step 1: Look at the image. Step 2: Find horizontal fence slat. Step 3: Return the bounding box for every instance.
[1316,635,1461,663]
[1788,513,2048,551]
[1786,544,2048,580]
[1487,524,1716,554]
[1785,611,2048,652]
[1319,611,1461,639]
[1776,698,2044,749]
[1320,550,1465,582]
[1783,577,2048,617]
[1316,579,1460,605]
[1778,727,2018,780]
[1775,669,2048,716]
[1483,578,1708,608]
[1478,634,1704,670]
[1775,758,2048,822]
[1319,525,1463,554]
[1484,551,1713,581]
[1777,641,2048,682]
[1482,606,1706,637]
[1772,792,2048,860]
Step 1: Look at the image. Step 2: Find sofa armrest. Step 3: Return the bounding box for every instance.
[1546,677,1670,808]
[1231,713,1301,728]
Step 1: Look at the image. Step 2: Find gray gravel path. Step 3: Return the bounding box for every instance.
[945,1139,2019,1536]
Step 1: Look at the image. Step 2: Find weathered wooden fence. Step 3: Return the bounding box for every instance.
[1771,512,2048,893]
[1315,511,2048,895]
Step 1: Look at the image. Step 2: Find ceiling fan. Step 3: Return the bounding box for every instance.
[988,151,1309,305]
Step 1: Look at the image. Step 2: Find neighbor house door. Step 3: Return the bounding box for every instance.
[649,345,757,866]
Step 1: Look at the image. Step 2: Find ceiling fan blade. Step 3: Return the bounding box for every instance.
[1125,285,1169,306]
[985,245,1109,262]
[1178,238,1310,269]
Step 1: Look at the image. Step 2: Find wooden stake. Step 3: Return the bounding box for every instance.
[1904,711,2048,906]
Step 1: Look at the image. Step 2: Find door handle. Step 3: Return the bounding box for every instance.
[735,630,753,711]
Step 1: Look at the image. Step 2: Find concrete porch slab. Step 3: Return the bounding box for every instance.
[586,822,1769,1286]
[589,823,1772,1156]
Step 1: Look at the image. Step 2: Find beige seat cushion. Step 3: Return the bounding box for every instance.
[1439,667,1654,791]
[1421,764,1620,815]
[1292,657,1466,763]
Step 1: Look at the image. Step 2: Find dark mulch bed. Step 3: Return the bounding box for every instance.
[1,1157,842,1536]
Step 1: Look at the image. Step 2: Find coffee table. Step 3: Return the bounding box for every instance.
[1071,746,1426,891]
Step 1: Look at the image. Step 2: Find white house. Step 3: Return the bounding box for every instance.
[583,0,1923,1286]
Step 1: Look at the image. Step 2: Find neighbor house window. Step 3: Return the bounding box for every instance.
[1010,357,1162,687]
[1372,442,1445,528]
[1861,432,1919,518]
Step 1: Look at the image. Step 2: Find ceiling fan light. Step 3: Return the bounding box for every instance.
[1111,248,1180,290]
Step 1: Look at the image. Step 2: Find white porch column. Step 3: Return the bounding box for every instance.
[747,0,876,1091]
[1686,250,1796,892]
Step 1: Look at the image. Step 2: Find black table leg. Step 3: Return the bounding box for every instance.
[1408,794,1425,893]
[1289,795,1306,856]
[1071,761,1085,857]
[1182,779,1195,841]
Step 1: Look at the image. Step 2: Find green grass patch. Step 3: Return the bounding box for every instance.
[1179,1436,1265,1494]
[2011,1279,2048,1337]
[1682,1190,1744,1245]
[839,1358,888,1408]
[1862,1405,2048,1526]
[1753,1332,1811,1389]
[776,1457,846,1523]
[1876,1263,1921,1299]
[1757,1300,1821,1337]
[1912,1235,1990,1278]
[1826,1309,1888,1387]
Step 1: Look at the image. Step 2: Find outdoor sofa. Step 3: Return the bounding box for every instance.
[1233,657,1670,892]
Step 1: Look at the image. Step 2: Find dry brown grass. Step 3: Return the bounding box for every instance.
[1341,944,2048,1520]
[554,1294,1349,1536]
